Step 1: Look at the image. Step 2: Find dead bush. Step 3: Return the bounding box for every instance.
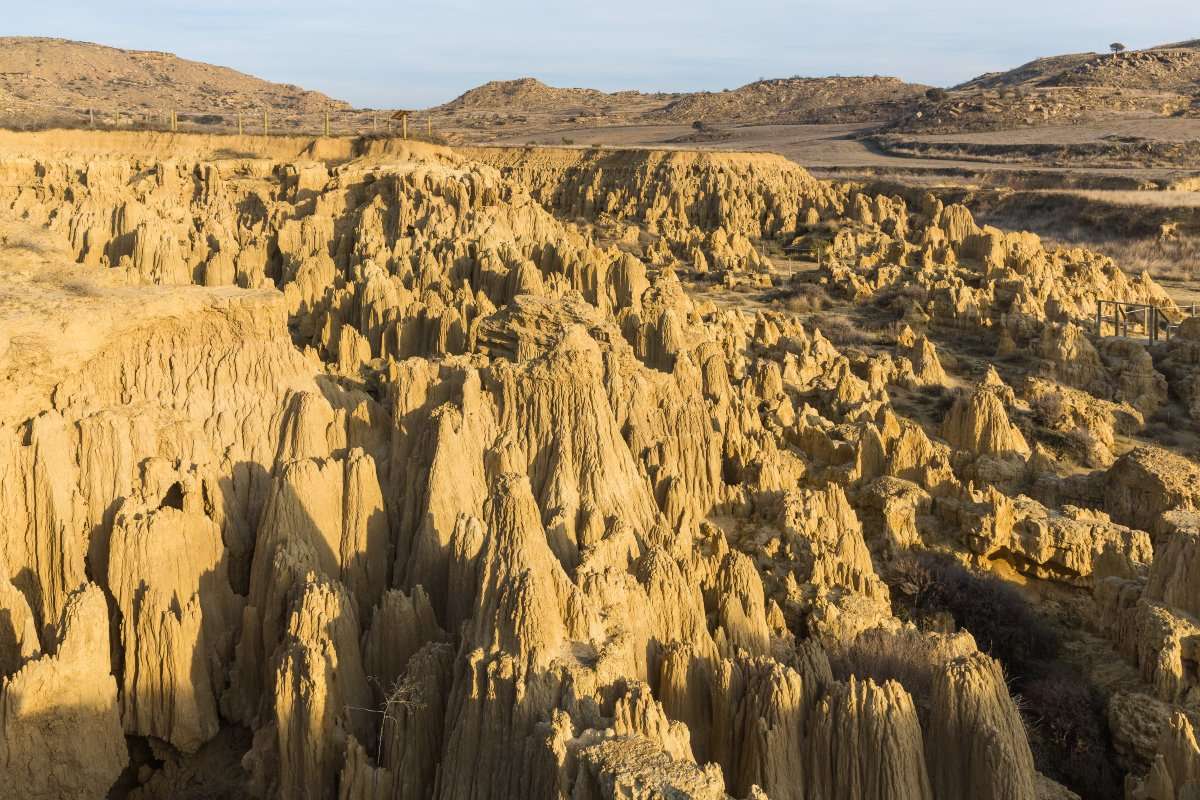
[887,552,1058,683]
[0,234,49,254]
[828,626,958,717]
[885,552,1121,799]
[782,283,832,313]
[810,313,883,346]
[1021,674,1122,800]
[875,282,930,312]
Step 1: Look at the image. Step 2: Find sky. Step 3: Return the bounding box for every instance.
[6,1,1200,107]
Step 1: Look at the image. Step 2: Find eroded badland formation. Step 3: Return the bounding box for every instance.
[1,36,1200,800]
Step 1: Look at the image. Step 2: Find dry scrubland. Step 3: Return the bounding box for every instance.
[0,128,1199,800]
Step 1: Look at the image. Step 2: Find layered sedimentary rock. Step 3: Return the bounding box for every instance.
[0,585,127,800]
[106,499,242,752]
[0,131,1193,799]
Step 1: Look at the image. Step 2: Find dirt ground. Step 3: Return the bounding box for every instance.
[480,118,1200,179]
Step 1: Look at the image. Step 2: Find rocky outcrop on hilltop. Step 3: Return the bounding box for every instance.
[0,132,1195,799]
[439,78,635,112]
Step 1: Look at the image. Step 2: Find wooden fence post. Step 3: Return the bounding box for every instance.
[324,108,330,137]
[402,113,408,140]
[89,108,94,127]
[238,113,243,136]
[263,109,269,136]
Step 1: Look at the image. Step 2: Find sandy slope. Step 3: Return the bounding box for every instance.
[0,37,348,118]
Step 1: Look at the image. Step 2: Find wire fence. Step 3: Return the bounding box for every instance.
[0,95,440,139]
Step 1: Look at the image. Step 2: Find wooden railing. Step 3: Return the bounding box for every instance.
[1095,300,1199,342]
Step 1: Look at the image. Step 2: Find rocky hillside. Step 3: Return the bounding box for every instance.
[432,74,928,135]
[0,37,350,117]
[438,77,676,112]
[960,41,1200,93]
[892,41,1200,133]
[1044,47,1200,91]
[1,130,1200,799]
[956,52,1101,91]
[651,76,929,124]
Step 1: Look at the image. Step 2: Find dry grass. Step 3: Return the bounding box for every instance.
[808,311,885,346]
[974,202,1200,281]
[1044,230,1200,281]
[828,626,954,714]
[1047,189,1200,208]
[0,234,49,254]
[778,282,833,313]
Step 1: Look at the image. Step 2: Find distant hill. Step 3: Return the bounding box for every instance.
[1043,47,1200,91]
[651,76,929,124]
[438,77,676,113]
[954,53,1099,91]
[0,37,351,118]
[433,74,927,128]
[888,40,1200,134]
[8,34,1198,142]
[956,41,1200,93]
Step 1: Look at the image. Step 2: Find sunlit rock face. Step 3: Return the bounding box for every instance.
[0,131,1193,799]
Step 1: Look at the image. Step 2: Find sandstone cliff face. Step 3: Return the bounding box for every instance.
[0,585,127,800]
[0,131,1190,799]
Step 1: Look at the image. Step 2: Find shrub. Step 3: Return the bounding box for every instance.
[887,552,1058,682]
[875,282,929,310]
[782,283,832,313]
[1022,674,1122,800]
[886,552,1121,799]
[918,383,947,401]
[182,113,225,126]
[0,234,48,254]
[828,626,959,716]
[925,88,949,103]
[810,313,884,346]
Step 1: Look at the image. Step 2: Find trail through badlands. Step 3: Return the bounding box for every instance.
[1,130,1199,799]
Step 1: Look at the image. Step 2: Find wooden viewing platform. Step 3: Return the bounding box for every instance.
[1095,300,1199,343]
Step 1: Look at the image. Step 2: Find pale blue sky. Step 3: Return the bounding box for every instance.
[6,1,1198,107]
